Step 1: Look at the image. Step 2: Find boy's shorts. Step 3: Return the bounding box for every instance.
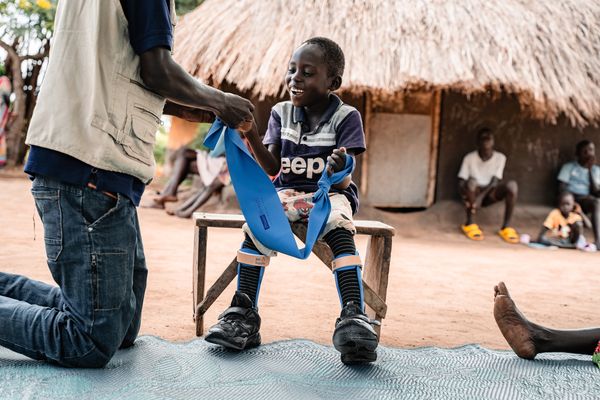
[242,189,355,257]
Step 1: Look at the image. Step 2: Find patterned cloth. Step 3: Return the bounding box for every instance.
[242,189,355,257]
[593,341,600,368]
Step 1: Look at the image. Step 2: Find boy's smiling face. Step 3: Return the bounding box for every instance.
[285,44,340,108]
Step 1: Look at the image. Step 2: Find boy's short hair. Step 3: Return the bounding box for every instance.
[558,190,574,203]
[476,127,493,141]
[302,37,345,78]
[576,139,592,155]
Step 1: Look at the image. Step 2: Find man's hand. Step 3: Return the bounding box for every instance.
[216,92,255,130]
[327,147,347,176]
[585,155,596,169]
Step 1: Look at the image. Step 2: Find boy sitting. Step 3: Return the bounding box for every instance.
[204,37,379,364]
[458,128,519,243]
[537,191,584,249]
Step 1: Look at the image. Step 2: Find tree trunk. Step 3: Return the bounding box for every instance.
[0,40,49,167]
[0,42,26,167]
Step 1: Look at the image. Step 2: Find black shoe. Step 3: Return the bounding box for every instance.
[332,301,379,364]
[204,291,261,350]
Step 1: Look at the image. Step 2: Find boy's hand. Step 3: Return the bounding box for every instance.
[237,118,254,134]
[327,147,347,176]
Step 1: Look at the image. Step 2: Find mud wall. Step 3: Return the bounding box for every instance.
[436,91,600,205]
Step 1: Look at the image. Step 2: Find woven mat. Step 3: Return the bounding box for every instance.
[1,336,598,399]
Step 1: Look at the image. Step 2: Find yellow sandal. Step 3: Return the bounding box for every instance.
[461,224,484,241]
[498,227,519,244]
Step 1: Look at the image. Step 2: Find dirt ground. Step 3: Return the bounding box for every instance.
[1,171,597,351]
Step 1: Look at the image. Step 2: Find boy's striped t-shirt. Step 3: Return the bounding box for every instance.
[263,94,366,214]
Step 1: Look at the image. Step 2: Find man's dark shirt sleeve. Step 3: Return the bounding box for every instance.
[120,0,173,54]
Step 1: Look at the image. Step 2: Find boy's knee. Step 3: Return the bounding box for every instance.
[466,178,478,192]
[506,180,518,195]
[592,197,600,210]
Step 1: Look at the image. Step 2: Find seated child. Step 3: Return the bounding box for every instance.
[204,37,379,364]
[537,192,584,249]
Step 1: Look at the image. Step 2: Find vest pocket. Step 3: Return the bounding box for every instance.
[121,111,158,166]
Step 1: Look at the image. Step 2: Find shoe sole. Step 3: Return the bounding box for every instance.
[205,331,261,351]
[333,326,378,364]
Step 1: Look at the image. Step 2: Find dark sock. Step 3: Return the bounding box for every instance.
[334,266,363,306]
[237,234,265,308]
[323,228,356,257]
[242,234,260,252]
[323,229,363,308]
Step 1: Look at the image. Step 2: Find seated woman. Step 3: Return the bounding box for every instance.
[493,281,599,367]
[149,146,200,208]
[146,146,228,218]
[167,161,230,219]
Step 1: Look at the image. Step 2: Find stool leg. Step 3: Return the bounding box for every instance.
[193,225,208,336]
[363,235,392,337]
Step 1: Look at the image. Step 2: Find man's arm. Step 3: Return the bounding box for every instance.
[162,101,215,123]
[139,47,253,128]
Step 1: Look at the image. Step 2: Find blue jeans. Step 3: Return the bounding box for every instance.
[0,176,147,367]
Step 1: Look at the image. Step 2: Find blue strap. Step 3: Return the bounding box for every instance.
[204,119,354,260]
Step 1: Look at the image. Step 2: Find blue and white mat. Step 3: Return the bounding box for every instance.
[0,336,597,400]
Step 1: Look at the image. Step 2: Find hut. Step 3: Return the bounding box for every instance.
[173,0,600,207]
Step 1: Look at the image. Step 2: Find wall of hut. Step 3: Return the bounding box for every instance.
[436,91,600,205]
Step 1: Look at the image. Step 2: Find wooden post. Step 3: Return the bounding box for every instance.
[426,89,442,206]
[193,225,208,336]
[362,235,392,337]
[360,92,372,197]
[196,257,238,318]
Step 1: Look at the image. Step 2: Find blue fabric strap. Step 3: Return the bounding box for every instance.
[204,119,354,260]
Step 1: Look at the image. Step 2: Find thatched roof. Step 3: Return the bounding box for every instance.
[173,0,600,127]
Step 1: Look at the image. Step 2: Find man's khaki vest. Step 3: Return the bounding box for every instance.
[26,0,176,184]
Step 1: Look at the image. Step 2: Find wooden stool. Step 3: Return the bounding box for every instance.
[192,212,395,337]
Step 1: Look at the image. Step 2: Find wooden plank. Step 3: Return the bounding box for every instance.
[196,257,238,317]
[360,91,372,196]
[363,235,393,331]
[193,225,208,336]
[194,212,395,236]
[355,220,395,236]
[195,213,245,228]
[427,90,442,206]
[367,113,433,207]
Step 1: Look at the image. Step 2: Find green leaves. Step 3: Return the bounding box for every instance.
[0,0,56,44]
[175,0,203,15]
